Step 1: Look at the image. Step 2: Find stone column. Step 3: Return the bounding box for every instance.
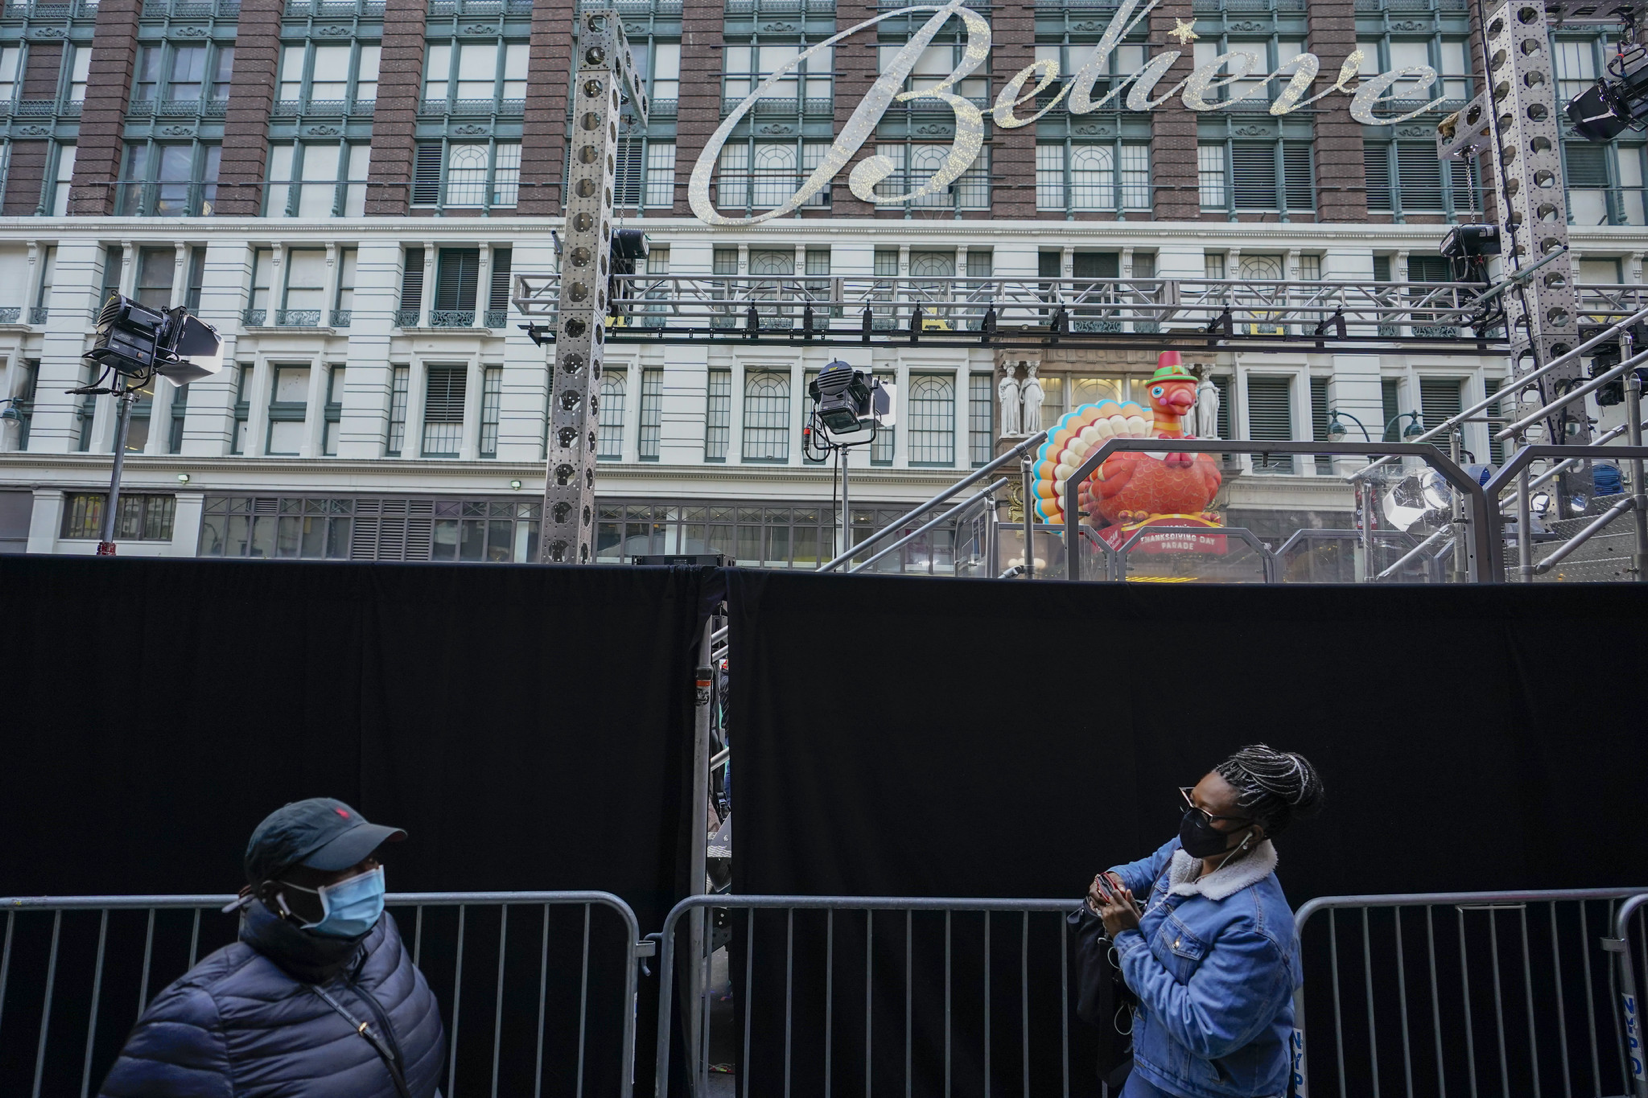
[990,0,1037,220]
[215,0,283,215]
[1149,2,1200,220]
[829,0,879,218]
[1309,0,1366,222]
[672,0,725,218]
[366,0,428,215]
[69,0,141,216]
[518,0,576,214]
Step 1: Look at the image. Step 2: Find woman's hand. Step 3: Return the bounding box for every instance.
[1092,875,1140,937]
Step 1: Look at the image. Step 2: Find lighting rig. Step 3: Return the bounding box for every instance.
[535,9,647,564]
[72,295,223,554]
[1432,0,1648,516]
[802,360,895,560]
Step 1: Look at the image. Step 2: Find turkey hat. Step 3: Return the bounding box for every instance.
[244,797,406,884]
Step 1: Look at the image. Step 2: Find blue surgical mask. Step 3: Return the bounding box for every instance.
[281,866,386,938]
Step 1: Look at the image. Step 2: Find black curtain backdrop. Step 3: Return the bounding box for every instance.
[0,555,711,1098]
[726,572,1648,1098]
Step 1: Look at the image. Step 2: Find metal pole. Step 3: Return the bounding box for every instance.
[684,617,714,1087]
[98,383,135,555]
[839,445,851,567]
[1627,371,1648,581]
[1361,479,1377,582]
[1020,455,1035,580]
[1449,427,1467,583]
[1516,435,1534,582]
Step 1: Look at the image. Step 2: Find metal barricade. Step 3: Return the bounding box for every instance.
[652,895,1083,1098]
[1608,894,1648,1098]
[1293,888,1648,1098]
[0,891,646,1098]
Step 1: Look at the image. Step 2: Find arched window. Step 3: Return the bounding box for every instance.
[597,371,626,459]
[741,371,790,461]
[908,374,955,466]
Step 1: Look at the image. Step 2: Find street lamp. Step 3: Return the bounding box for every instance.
[1326,408,1371,444]
[1382,410,1426,443]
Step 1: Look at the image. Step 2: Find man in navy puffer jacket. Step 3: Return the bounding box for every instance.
[99,798,447,1098]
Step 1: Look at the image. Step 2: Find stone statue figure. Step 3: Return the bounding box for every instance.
[998,367,1021,436]
[1194,373,1220,439]
[1019,363,1045,434]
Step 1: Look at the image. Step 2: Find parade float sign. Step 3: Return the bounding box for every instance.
[690,0,1447,225]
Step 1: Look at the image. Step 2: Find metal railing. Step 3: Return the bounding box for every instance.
[817,430,1048,572]
[0,891,648,1098]
[1060,439,1495,584]
[1607,895,1648,1098]
[1293,888,1648,1098]
[516,274,1507,352]
[652,894,1080,1098]
[1482,444,1648,581]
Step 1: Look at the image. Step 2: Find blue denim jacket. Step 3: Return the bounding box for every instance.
[1106,836,1300,1098]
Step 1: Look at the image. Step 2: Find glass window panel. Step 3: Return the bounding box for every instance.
[460,518,486,560]
[487,519,514,561]
[276,515,302,557]
[328,517,351,557]
[311,46,350,100]
[301,516,326,556]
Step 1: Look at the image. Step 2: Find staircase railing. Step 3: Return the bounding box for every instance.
[817,429,1047,573]
[1481,443,1648,580]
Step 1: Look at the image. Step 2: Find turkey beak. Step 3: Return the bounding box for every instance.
[1167,390,1196,411]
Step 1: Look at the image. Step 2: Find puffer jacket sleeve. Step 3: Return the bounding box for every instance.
[1113,916,1291,1061]
[98,982,234,1098]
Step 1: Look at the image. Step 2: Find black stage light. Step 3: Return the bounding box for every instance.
[1583,323,1627,405]
[1567,46,1648,142]
[85,295,222,385]
[809,359,872,434]
[1440,224,1501,259]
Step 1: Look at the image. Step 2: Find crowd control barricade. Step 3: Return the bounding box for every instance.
[0,891,647,1098]
[1608,894,1648,1098]
[1293,888,1648,1098]
[652,895,1092,1098]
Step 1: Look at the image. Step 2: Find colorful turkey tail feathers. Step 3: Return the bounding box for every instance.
[1029,401,1151,525]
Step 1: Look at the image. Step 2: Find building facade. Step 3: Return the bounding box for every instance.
[0,0,1644,565]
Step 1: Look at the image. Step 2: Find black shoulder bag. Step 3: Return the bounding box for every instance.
[310,983,416,1098]
[1068,901,1137,1090]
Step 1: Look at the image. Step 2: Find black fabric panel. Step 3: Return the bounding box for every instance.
[727,572,1648,1098]
[0,555,707,1098]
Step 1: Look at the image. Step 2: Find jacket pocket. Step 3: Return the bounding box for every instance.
[1155,916,1208,983]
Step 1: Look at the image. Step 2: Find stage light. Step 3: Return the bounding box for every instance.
[1439,225,1500,259]
[1566,46,1648,142]
[810,360,874,434]
[176,473,190,484]
[85,296,223,385]
[510,479,523,490]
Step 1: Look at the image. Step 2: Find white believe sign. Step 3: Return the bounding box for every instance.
[688,0,1448,226]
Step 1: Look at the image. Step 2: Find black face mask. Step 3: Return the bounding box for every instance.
[1179,808,1247,859]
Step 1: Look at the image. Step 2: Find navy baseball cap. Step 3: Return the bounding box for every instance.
[244,798,405,884]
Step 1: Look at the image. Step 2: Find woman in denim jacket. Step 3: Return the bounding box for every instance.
[1088,745,1325,1098]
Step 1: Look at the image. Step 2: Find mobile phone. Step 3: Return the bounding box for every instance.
[1092,873,1117,904]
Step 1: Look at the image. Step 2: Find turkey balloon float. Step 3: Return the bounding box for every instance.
[1030,352,1223,547]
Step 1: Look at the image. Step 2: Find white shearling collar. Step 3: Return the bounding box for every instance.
[1167,840,1278,901]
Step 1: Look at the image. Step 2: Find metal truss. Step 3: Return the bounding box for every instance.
[515,274,1518,354]
[538,8,646,564]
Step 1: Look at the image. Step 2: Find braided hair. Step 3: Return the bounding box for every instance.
[1214,744,1325,838]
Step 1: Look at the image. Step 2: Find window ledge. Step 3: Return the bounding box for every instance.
[243,324,339,335]
[395,325,501,335]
